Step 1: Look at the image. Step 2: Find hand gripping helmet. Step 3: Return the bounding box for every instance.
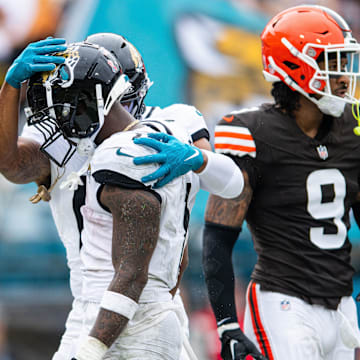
[261,5,360,116]
[26,42,129,166]
[85,32,152,119]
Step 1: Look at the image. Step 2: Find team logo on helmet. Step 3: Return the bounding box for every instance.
[42,46,80,87]
[99,46,119,73]
[128,43,143,71]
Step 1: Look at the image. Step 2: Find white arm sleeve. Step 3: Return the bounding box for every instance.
[198,150,244,199]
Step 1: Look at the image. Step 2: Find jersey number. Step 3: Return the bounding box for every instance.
[306,169,346,249]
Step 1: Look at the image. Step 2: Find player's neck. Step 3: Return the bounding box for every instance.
[294,95,324,139]
[95,103,139,145]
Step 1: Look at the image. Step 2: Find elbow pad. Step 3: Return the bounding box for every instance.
[198,150,243,198]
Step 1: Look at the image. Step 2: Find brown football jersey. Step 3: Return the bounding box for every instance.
[215,104,360,309]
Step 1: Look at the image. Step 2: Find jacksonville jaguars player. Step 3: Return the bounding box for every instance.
[84,32,241,360]
[203,5,360,360]
[22,41,244,360]
[84,32,243,360]
[0,37,243,359]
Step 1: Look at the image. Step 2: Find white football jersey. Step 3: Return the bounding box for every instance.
[81,123,194,303]
[21,103,208,302]
[142,104,208,214]
[142,104,208,144]
[21,124,87,299]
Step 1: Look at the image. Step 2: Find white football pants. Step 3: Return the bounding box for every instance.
[52,294,193,360]
[244,282,360,360]
[78,300,182,360]
[52,298,84,360]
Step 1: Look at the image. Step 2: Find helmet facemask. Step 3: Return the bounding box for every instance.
[26,81,105,166]
[120,68,152,119]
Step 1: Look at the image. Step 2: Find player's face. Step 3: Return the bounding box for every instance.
[318,56,350,99]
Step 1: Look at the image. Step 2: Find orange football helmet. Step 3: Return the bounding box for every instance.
[261,5,360,115]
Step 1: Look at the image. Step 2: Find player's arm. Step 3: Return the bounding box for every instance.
[203,171,266,360]
[0,82,51,184]
[0,38,66,184]
[74,184,161,360]
[195,139,244,199]
[133,133,244,197]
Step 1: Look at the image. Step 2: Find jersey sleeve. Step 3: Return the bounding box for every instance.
[214,114,256,158]
[214,111,260,189]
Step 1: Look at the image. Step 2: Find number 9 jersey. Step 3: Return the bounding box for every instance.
[214,103,360,310]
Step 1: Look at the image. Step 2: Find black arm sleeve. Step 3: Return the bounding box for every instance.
[202,221,241,324]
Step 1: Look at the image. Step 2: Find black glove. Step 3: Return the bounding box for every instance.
[219,326,268,360]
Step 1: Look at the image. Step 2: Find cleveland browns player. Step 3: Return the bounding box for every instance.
[203,5,360,360]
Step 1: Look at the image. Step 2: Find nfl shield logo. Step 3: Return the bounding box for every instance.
[316,145,328,160]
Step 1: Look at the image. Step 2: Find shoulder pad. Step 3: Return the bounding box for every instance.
[147,103,208,140]
[91,130,159,186]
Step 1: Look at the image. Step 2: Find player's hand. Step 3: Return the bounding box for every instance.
[133,132,204,188]
[219,325,267,360]
[5,37,67,89]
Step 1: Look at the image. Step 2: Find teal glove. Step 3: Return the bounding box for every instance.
[5,38,67,89]
[133,132,204,188]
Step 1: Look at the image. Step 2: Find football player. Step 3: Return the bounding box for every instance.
[203,5,360,360]
[83,32,245,360]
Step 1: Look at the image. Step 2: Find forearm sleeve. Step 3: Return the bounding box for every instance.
[202,222,241,324]
[198,150,244,198]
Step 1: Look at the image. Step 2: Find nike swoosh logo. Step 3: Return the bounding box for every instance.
[217,317,231,327]
[184,148,200,162]
[223,115,234,122]
[116,148,134,157]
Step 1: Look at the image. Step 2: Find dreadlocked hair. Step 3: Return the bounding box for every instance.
[271,81,300,117]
